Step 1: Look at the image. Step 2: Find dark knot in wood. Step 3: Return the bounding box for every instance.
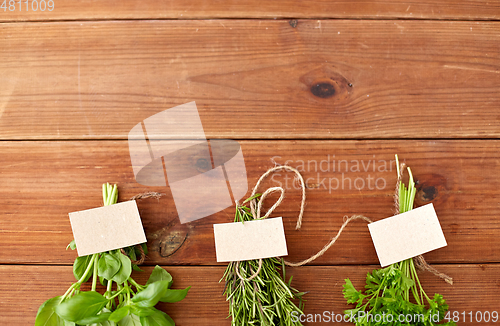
[159,228,188,257]
[415,174,447,205]
[421,186,438,201]
[299,65,353,102]
[310,82,336,98]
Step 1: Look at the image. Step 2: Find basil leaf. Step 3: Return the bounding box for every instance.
[140,310,174,326]
[160,286,190,303]
[66,240,76,251]
[55,291,109,322]
[141,243,149,255]
[35,296,65,326]
[132,264,144,272]
[128,247,137,261]
[109,306,130,323]
[73,255,93,282]
[130,305,157,317]
[159,311,175,326]
[88,308,117,326]
[98,253,121,281]
[111,251,132,284]
[117,314,141,326]
[88,321,116,326]
[131,280,170,308]
[76,311,112,324]
[146,266,172,288]
[99,275,108,287]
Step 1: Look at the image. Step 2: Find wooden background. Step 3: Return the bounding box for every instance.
[1,1,499,325]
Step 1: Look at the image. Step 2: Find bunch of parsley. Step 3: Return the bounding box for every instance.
[343,157,455,326]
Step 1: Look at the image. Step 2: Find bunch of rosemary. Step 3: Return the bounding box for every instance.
[221,195,306,326]
[343,156,455,326]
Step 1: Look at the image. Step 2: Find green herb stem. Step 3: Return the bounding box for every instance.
[79,254,98,284]
[125,280,131,304]
[61,253,98,301]
[108,287,127,300]
[61,283,77,301]
[128,277,144,291]
[92,255,99,291]
[106,279,113,297]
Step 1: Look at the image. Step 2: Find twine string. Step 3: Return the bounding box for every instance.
[235,258,263,282]
[237,165,371,280]
[250,166,306,230]
[130,192,165,201]
[236,164,452,285]
[284,214,372,267]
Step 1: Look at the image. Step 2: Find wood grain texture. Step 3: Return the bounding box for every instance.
[1,140,498,265]
[0,6,497,323]
[0,20,499,140]
[0,0,499,22]
[2,264,498,325]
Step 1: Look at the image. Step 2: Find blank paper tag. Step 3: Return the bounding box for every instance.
[69,201,147,257]
[213,217,288,262]
[368,203,447,267]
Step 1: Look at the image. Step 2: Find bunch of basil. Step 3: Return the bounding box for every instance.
[35,184,190,326]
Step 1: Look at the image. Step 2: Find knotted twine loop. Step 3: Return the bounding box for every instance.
[394,162,453,285]
[250,166,306,229]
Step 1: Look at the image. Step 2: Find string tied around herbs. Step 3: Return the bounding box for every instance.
[234,164,452,285]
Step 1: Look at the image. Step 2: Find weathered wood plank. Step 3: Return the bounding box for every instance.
[0,140,498,265]
[1,264,497,325]
[0,20,499,139]
[0,0,499,21]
